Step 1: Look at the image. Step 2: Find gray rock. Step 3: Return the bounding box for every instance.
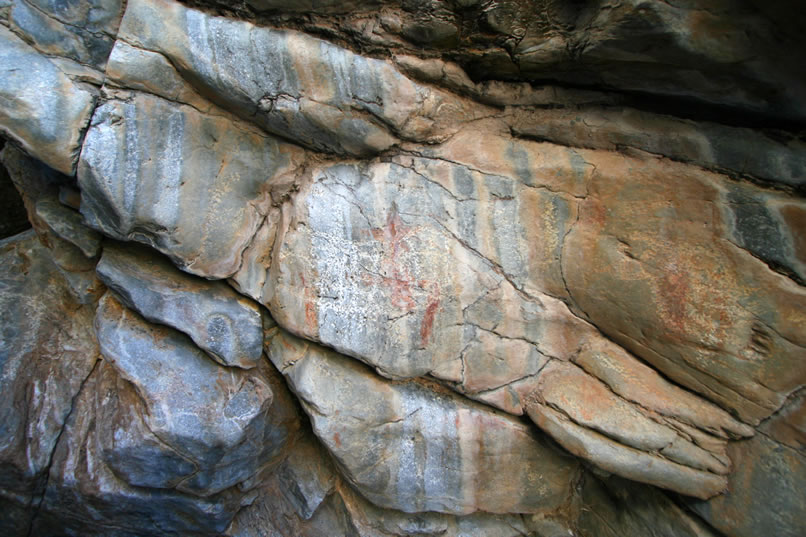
[77,90,305,279]
[0,25,96,175]
[578,474,722,537]
[116,0,472,155]
[35,197,102,258]
[687,390,806,537]
[510,107,806,189]
[5,0,124,71]
[94,292,282,496]
[0,231,100,535]
[722,182,806,282]
[96,242,264,369]
[1,144,104,304]
[267,328,580,516]
[32,361,250,537]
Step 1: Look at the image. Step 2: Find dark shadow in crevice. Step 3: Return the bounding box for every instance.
[0,138,32,239]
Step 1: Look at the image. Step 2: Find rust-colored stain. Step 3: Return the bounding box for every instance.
[420,297,440,347]
[658,266,690,333]
[305,302,317,330]
[780,204,806,267]
[372,209,418,310]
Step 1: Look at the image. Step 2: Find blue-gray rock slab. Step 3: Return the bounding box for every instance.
[96,241,264,369]
[115,0,474,155]
[77,90,306,279]
[94,292,279,497]
[267,328,581,516]
[0,230,100,535]
[0,25,96,175]
[4,0,125,71]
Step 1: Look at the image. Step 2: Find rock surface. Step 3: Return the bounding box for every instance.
[0,0,804,535]
[0,25,96,175]
[267,327,580,516]
[97,242,264,368]
[0,231,99,536]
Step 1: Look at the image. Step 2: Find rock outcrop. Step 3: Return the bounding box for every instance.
[0,0,803,535]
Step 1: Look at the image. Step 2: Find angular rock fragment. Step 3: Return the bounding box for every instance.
[0,25,96,175]
[97,242,264,369]
[267,328,580,516]
[32,362,251,537]
[78,90,305,279]
[1,144,105,304]
[94,292,287,496]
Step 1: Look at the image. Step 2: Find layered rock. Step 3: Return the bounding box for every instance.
[266,328,580,515]
[0,25,96,175]
[96,242,264,368]
[0,231,99,535]
[78,90,305,278]
[0,0,804,535]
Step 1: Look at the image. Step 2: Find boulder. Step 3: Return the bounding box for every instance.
[0,231,100,535]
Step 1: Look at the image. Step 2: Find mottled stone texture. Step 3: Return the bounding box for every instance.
[0,0,804,535]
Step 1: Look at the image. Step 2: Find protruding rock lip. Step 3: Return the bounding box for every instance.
[96,241,264,369]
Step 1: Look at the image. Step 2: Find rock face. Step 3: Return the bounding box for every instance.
[96,242,264,368]
[0,0,804,535]
[0,25,97,175]
[267,328,580,515]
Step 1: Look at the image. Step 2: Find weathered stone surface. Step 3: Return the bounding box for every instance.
[94,292,290,496]
[35,197,102,258]
[78,90,305,279]
[3,0,124,71]
[115,0,477,156]
[31,361,250,537]
[264,151,583,380]
[562,151,806,425]
[1,144,105,304]
[510,107,806,189]
[0,230,99,535]
[688,390,806,537]
[230,428,578,537]
[97,242,264,368]
[2,0,805,533]
[0,25,96,175]
[186,0,806,123]
[578,474,721,537]
[261,128,755,497]
[267,328,580,516]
